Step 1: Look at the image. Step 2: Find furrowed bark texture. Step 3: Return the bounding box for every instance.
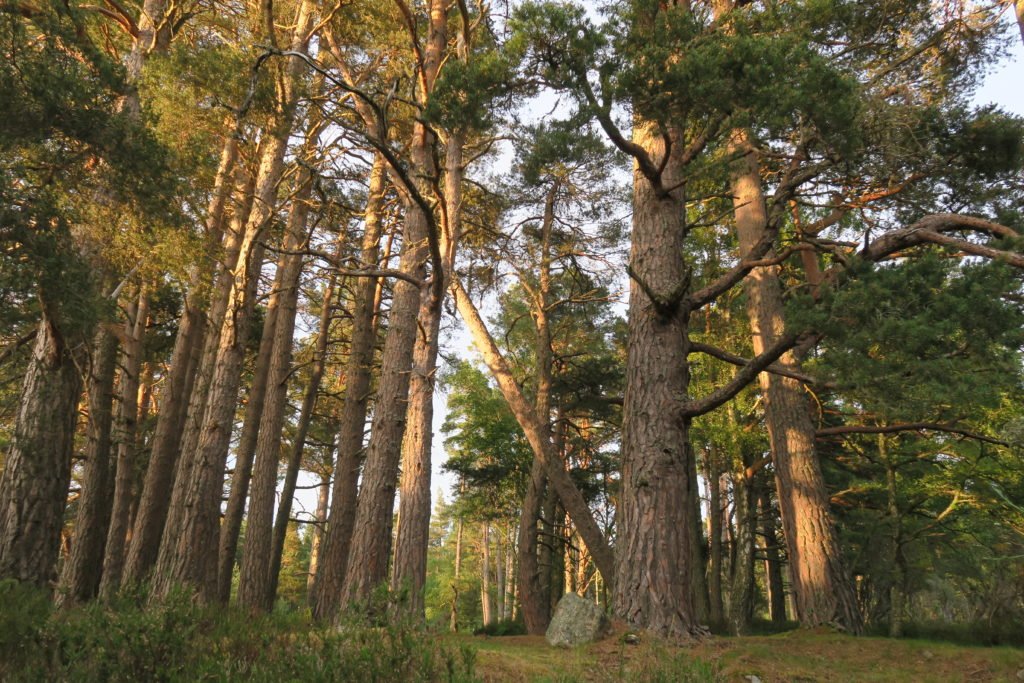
[391,128,465,616]
[123,132,238,587]
[727,129,861,632]
[310,152,387,621]
[150,1,315,602]
[728,467,757,634]
[58,328,119,605]
[339,0,448,611]
[0,313,84,588]
[339,158,430,607]
[217,263,282,603]
[238,167,313,612]
[100,290,149,598]
[615,119,702,638]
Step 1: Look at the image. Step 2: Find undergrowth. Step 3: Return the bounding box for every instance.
[0,580,478,682]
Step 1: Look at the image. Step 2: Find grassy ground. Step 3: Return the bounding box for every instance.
[460,627,1024,682]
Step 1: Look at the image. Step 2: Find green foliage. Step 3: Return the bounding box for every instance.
[442,361,533,520]
[0,585,479,682]
[0,5,179,341]
[795,254,1024,421]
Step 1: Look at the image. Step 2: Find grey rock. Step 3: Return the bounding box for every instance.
[545,593,609,647]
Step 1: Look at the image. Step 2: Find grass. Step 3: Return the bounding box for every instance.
[463,626,1024,682]
[4,581,1023,682]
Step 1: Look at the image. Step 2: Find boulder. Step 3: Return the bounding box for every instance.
[545,593,609,647]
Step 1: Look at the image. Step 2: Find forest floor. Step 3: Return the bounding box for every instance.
[461,627,1024,682]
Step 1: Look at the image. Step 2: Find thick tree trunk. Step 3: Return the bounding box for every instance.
[0,312,85,588]
[217,261,283,603]
[57,328,119,605]
[391,128,465,616]
[100,290,149,598]
[123,132,238,587]
[342,0,450,610]
[615,118,701,637]
[237,166,313,612]
[310,152,387,621]
[150,3,314,603]
[518,458,548,633]
[269,271,336,604]
[339,177,428,607]
[727,129,861,632]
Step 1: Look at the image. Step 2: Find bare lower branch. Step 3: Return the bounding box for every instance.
[816,422,1010,447]
[680,332,806,417]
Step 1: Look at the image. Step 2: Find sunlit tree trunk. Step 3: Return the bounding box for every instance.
[269,270,337,605]
[452,280,615,585]
[340,0,448,610]
[307,456,333,593]
[392,125,464,615]
[238,162,314,612]
[123,131,239,587]
[615,114,701,637]
[150,1,316,603]
[57,328,119,605]
[217,260,283,603]
[726,128,861,632]
[310,152,387,621]
[0,312,85,588]
[100,290,148,598]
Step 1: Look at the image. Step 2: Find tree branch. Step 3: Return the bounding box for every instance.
[680,332,805,417]
[816,422,1010,447]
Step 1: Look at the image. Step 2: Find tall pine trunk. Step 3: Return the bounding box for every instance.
[150,1,315,602]
[100,290,149,597]
[238,165,314,611]
[727,128,861,632]
[615,117,701,637]
[217,251,287,602]
[270,271,337,604]
[0,312,85,588]
[123,132,239,586]
[57,328,119,605]
[339,0,448,609]
[310,152,387,621]
[391,128,465,616]
[759,487,788,624]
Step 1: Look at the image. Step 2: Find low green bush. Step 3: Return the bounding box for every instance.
[0,582,479,682]
[473,617,527,636]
